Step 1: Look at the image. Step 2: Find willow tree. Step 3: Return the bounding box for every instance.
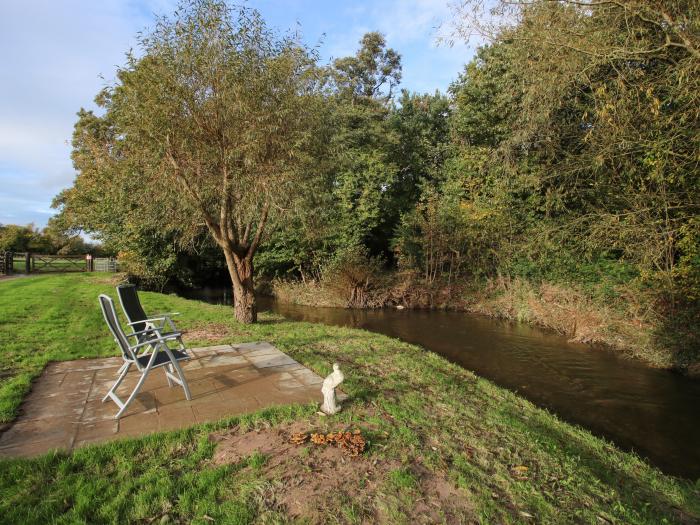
[86,1,320,322]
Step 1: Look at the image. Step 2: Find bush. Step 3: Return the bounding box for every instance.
[392,185,505,284]
[322,245,387,308]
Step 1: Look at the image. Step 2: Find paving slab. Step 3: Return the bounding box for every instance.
[0,343,330,458]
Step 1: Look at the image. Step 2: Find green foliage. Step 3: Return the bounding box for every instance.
[0,224,47,253]
[449,42,520,148]
[392,0,700,313]
[393,185,495,283]
[263,37,453,266]
[331,31,402,100]
[327,35,402,253]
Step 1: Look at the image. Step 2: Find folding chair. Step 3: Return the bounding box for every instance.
[98,294,192,419]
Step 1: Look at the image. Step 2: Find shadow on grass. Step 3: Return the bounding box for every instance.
[254,317,287,326]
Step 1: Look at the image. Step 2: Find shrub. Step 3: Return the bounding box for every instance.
[322,245,386,308]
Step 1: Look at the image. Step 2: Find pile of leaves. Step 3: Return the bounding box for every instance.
[290,429,366,457]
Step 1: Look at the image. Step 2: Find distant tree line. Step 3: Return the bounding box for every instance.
[0,223,103,255]
[53,0,699,335]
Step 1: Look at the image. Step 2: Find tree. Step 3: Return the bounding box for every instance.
[326,33,402,255]
[331,32,402,100]
[386,90,451,230]
[449,43,520,149]
[62,0,322,322]
[53,107,192,288]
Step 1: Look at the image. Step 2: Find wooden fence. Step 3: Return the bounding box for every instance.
[0,252,119,275]
[29,254,87,273]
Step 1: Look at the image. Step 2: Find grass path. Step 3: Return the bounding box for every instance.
[0,274,698,524]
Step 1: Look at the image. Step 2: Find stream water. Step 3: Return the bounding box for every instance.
[179,286,700,479]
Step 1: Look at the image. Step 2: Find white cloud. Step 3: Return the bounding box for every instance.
[319,0,474,93]
[371,0,451,44]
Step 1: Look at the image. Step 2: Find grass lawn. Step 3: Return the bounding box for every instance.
[0,273,698,524]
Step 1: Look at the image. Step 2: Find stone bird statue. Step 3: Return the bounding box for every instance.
[320,363,344,415]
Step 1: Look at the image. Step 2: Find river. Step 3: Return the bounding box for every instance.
[179,286,700,479]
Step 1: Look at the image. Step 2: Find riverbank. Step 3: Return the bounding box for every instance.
[0,274,698,523]
[273,274,698,373]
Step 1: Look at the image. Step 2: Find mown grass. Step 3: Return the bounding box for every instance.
[0,273,698,524]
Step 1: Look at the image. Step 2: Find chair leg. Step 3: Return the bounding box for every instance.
[115,367,151,419]
[169,358,192,400]
[161,346,192,401]
[102,362,131,403]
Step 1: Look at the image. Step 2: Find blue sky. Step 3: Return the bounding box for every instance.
[0,0,475,229]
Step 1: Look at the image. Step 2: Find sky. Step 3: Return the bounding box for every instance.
[0,0,476,229]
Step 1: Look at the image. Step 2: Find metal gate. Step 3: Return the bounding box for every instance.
[93,257,119,272]
[0,251,10,275]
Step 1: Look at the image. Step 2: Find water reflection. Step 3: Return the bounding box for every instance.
[181,287,700,479]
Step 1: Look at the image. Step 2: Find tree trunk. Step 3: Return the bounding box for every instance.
[222,246,257,324]
[232,278,256,323]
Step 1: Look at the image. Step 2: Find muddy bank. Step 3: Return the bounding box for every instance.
[271,275,696,373]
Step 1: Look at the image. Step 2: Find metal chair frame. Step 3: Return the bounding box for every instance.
[98,294,192,419]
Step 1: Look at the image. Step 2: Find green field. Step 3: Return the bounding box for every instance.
[0,274,697,524]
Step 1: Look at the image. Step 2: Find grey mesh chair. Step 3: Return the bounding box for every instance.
[98,294,192,419]
[117,283,179,338]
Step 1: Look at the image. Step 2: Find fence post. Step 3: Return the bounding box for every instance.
[7,251,13,275]
[25,253,31,274]
[86,254,93,272]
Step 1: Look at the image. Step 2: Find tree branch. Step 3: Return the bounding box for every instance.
[247,201,270,258]
[166,148,222,244]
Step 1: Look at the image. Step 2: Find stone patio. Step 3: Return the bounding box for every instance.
[0,342,333,458]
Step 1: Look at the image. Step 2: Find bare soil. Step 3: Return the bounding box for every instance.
[209,422,475,524]
[183,323,232,343]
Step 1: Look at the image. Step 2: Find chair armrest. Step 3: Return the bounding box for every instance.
[127,316,175,326]
[128,316,177,333]
[126,326,182,339]
[130,332,183,351]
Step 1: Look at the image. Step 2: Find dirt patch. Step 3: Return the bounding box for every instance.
[183,323,231,343]
[209,422,474,523]
[0,274,31,282]
[89,273,127,286]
